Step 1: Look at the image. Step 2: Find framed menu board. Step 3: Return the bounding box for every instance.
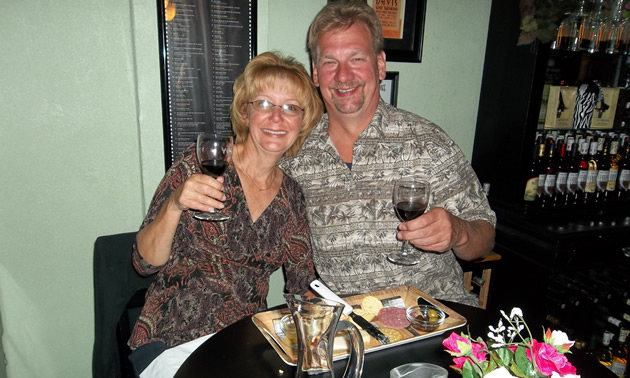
[157,0,257,169]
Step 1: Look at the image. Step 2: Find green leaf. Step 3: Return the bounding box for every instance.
[462,360,479,378]
[494,348,513,366]
[473,336,486,344]
[509,361,527,378]
[484,359,499,375]
[456,340,473,355]
[514,346,535,377]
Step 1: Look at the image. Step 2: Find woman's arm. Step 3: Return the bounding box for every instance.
[132,145,225,272]
[135,192,184,267]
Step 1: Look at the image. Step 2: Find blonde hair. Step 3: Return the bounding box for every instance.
[230,52,323,158]
[307,0,384,63]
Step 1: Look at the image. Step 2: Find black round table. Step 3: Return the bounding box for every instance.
[174,301,616,378]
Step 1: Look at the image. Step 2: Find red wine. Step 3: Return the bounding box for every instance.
[394,201,427,221]
[201,159,227,178]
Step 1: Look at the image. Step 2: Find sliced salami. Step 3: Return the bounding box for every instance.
[377,307,409,329]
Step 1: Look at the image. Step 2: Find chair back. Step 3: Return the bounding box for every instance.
[92,232,154,378]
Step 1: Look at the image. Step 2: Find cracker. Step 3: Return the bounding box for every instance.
[379,328,403,343]
[361,295,383,315]
[353,308,375,322]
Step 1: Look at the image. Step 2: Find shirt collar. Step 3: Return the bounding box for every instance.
[314,99,390,144]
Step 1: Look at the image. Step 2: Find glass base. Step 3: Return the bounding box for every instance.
[193,211,229,222]
[387,251,421,266]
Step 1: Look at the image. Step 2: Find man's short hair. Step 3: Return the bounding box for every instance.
[307,1,384,63]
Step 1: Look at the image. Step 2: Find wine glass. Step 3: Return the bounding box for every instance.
[194,133,233,221]
[387,177,431,266]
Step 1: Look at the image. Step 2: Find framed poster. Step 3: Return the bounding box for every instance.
[380,71,399,106]
[157,0,257,169]
[366,0,426,63]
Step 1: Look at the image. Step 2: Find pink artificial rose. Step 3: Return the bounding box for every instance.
[449,346,488,369]
[443,332,470,353]
[528,340,577,376]
[471,341,487,362]
[443,332,487,368]
[452,356,473,369]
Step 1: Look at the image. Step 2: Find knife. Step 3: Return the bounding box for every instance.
[310,280,390,345]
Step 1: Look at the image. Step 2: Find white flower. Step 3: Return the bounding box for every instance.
[487,332,505,344]
[485,366,516,377]
[550,330,575,348]
[506,324,524,340]
[509,308,523,319]
[489,319,505,333]
[500,309,509,320]
[500,307,523,322]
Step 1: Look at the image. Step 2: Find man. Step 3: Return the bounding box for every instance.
[280,1,496,306]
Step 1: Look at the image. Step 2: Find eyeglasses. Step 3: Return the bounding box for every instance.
[248,100,304,117]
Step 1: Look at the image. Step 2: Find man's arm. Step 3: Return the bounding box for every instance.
[396,207,495,261]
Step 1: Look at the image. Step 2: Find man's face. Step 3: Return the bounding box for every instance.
[312,22,386,117]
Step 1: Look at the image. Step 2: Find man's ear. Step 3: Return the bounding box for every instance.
[377,51,387,81]
[312,61,320,87]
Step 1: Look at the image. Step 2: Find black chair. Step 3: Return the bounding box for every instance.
[92,232,155,378]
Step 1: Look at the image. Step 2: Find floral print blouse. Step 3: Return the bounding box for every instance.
[129,144,316,349]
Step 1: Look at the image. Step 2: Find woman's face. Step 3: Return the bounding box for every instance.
[244,83,304,157]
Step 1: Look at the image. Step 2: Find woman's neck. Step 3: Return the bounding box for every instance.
[234,143,278,173]
[233,144,280,191]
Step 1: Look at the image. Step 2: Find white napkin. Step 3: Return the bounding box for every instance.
[140,333,215,378]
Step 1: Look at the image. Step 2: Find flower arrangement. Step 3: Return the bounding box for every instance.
[442,308,580,378]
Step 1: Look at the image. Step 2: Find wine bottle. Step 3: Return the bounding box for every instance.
[608,139,620,200]
[542,140,557,208]
[576,141,590,204]
[524,138,545,203]
[555,142,569,206]
[606,314,629,376]
[598,331,615,369]
[597,139,611,202]
[618,141,630,201]
[544,284,581,339]
[574,271,614,303]
[545,283,581,311]
[566,139,580,206]
[610,326,628,377]
[585,141,600,203]
[536,141,549,207]
[607,273,630,304]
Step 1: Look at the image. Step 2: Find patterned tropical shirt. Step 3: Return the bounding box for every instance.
[280,100,496,306]
[128,144,316,349]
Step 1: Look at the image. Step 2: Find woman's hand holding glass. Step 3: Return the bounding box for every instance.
[170,173,227,214]
[193,133,233,221]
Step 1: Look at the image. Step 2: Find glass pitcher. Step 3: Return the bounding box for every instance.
[285,294,364,378]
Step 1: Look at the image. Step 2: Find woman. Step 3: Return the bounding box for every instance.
[127,51,323,376]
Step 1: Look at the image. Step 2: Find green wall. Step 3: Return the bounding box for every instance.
[0,0,490,376]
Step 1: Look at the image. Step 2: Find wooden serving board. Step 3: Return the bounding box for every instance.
[251,286,467,366]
